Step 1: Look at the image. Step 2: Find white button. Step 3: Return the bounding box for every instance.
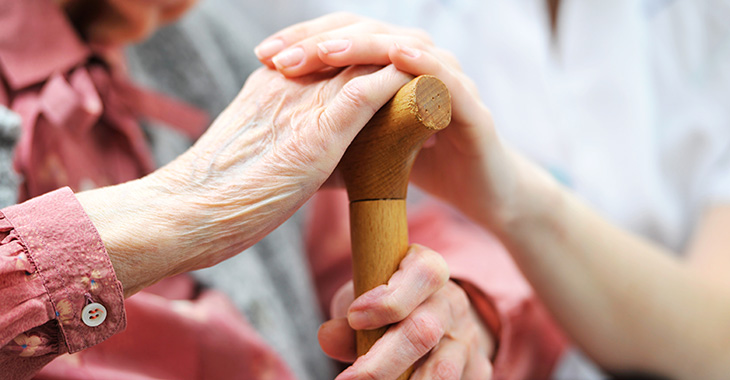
[81,303,107,327]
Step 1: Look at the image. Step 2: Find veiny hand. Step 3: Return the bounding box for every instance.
[254,13,527,230]
[153,64,414,270]
[318,245,494,379]
[78,65,411,296]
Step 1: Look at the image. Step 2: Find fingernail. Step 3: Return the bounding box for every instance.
[318,39,351,54]
[272,47,305,69]
[254,38,285,59]
[347,310,370,330]
[395,43,420,58]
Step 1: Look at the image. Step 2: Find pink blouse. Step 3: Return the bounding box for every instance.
[0,0,567,379]
[1,1,292,379]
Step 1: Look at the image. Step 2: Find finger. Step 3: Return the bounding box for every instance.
[273,33,431,77]
[255,12,362,65]
[331,281,355,319]
[347,244,449,330]
[387,44,496,164]
[462,348,494,380]
[411,338,468,380]
[318,318,358,363]
[336,288,456,380]
[319,64,411,150]
[256,13,432,67]
[443,292,494,380]
[387,44,484,125]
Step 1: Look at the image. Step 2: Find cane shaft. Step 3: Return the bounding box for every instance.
[350,200,411,380]
[341,75,451,380]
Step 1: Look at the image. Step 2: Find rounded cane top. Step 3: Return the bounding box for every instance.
[341,75,451,202]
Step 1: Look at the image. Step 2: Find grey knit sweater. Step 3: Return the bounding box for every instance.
[125,2,337,379]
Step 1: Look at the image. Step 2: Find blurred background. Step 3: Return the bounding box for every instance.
[122,1,729,379]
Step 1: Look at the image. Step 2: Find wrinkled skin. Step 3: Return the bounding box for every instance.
[318,245,494,380]
[78,65,412,296]
[153,65,412,271]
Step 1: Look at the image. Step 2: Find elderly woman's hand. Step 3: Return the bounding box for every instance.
[318,245,494,379]
[77,65,411,297]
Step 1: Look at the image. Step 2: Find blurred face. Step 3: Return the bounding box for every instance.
[61,0,199,45]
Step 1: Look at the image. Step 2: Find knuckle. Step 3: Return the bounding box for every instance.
[433,359,461,380]
[285,24,311,42]
[361,19,392,34]
[381,292,410,322]
[359,366,382,380]
[347,365,382,380]
[340,77,378,114]
[412,249,450,289]
[317,108,335,132]
[445,282,470,319]
[483,361,494,379]
[408,27,435,45]
[402,314,444,355]
[403,36,430,51]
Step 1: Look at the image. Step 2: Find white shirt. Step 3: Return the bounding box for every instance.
[299,0,730,253]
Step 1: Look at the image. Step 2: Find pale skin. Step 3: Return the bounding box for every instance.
[257,13,730,380]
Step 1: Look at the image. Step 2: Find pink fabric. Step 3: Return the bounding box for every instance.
[0,0,208,200]
[0,190,294,380]
[0,1,294,379]
[306,190,568,380]
[37,277,294,380]
[0,188,126,376]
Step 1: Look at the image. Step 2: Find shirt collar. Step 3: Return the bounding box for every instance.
[0,0,90,90]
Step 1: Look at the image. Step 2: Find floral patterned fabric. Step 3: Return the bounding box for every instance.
[0,188,125,375]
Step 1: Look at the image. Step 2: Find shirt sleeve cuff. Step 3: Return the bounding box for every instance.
[3,187,126,353]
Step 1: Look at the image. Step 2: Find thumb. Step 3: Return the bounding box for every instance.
[319,65,411,146]
[318,318,357,363]
[330,280,355,319]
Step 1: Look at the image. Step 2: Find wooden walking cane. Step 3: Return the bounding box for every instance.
[340,75,451,379]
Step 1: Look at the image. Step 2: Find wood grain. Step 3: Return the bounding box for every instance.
[341,75,451,202]
[341,75,451,380]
